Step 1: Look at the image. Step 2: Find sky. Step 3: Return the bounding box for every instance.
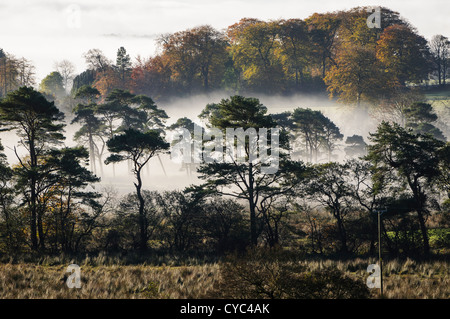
[0,0,449,84]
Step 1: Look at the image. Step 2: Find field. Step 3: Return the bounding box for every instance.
[0,257,448,299]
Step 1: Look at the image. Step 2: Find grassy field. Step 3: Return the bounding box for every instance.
[0,257,448,299]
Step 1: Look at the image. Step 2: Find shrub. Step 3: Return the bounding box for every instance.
[211,247,370,299]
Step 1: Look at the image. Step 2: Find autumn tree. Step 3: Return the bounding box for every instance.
[227,19,285,93]
[0,51,18,97]
[336,7,407,49]
[325,45,389,107]
[305,12,340,79]
[158,25,228,93]
[130,55,173,99]
[376,25,431,86]
[277,19,311,90]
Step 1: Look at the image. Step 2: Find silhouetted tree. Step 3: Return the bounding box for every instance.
[105,129,169,251]
[0,86,64,251]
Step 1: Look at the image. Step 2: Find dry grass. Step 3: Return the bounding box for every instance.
[0,258,448,299]
[296,258,450,299]
[0,263,219,299]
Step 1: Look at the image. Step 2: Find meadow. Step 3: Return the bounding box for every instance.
[0,256,448,299]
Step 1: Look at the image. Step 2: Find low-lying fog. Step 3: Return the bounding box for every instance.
[0,92,380,195]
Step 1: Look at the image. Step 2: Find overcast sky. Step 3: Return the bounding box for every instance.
[1,0,449,83]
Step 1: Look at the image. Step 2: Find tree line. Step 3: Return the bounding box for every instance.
[1,6,447,107]
[0,5,448,259]
[0,86,448,259]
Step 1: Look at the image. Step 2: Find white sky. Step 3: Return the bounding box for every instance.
[0,0,449,83]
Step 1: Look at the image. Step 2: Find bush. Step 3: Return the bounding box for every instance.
[210,247,369,299]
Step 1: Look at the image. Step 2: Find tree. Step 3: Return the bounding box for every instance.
[277,19,311,90]
[83,49,111,72]
[39,71,66,100]
[321,115,344,161]
[303,162,354,253]
[366,121,446,257]
[346,159,385,255]
[105,129,169,251]
[404,102,446,141]
[93,67,122,97]
[325,45,390,107]
[373,88,425,126]
[71,69,97,96]
[336,7,407,49]
[116,46,132,86]
[0,86,65,250]
[112,190,163,251]
[0,51,19,97]
[168,117,204,176]
[196,96,304,246]
[305,12,340,79]
[344,135,367,158]
[0,141,23,254]
[290,108,342,162]
[227,19,285,93]
[72,86,104,175]
[202,196,247,253]
[157,190,205,252]
[54,60,76,92]
[158,25,228,93]
[429,35,449,86]
[16,57,36,87]
[376,25,431,86]
[130,54,173,99]
[44,147,101,253]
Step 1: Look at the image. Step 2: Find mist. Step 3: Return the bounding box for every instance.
[94,92,380,194]
[0,91,380,195]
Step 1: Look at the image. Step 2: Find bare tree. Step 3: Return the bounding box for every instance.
[83,49,111,72]
[430,35,450,86]
[54,59,76,91]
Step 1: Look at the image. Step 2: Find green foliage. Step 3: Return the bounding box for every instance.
[404,102,446,141]
[39,71,66,99]
[140,281,161,298]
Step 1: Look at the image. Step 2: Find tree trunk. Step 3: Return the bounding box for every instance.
[29,135,39,251]
[410,177,430,257]
[335,212,348,254]
[417,209,430,257]
[135,167,147,251]
[248,162,257,246]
